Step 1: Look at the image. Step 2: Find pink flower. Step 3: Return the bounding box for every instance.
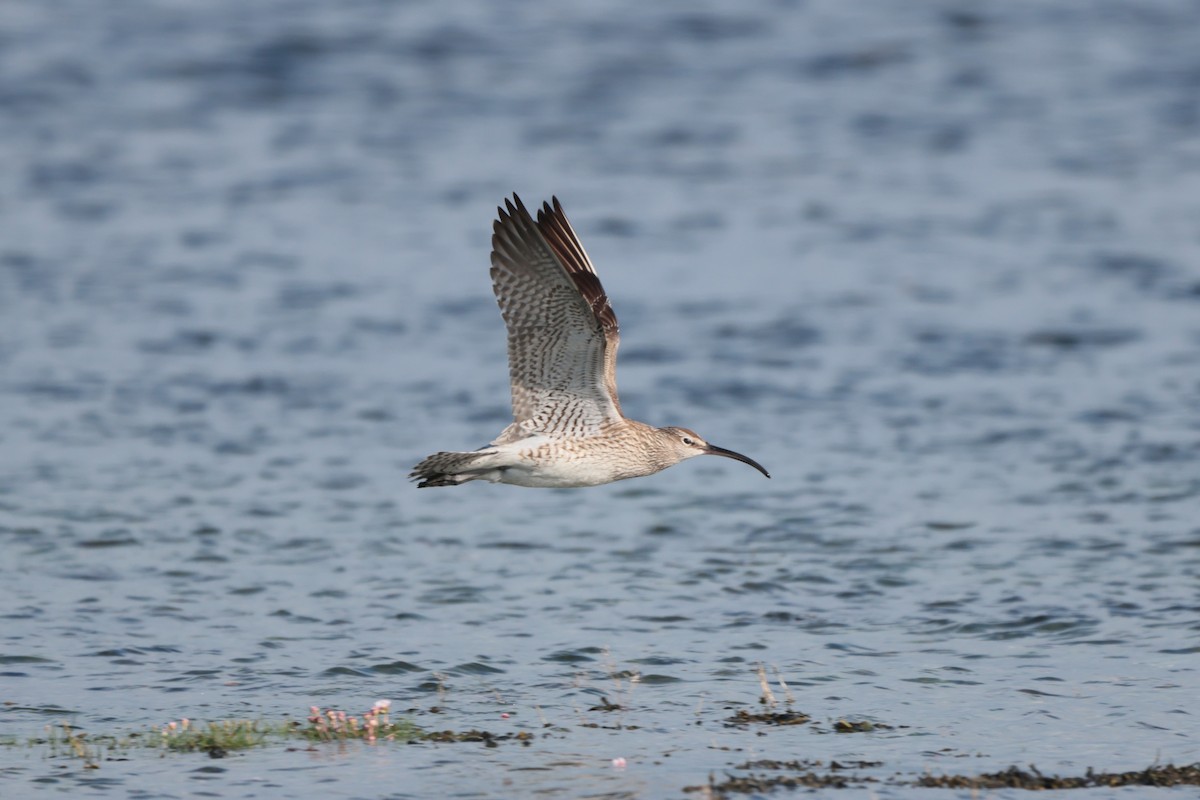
[611,757,627,770]
[373,699,392,712]
[501,713,510,719]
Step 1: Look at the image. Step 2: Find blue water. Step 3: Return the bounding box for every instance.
[1,1,1198,797]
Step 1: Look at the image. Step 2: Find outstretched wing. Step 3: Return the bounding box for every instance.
[489,194,622,439]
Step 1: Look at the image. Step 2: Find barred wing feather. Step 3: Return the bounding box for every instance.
[489,194,623,440]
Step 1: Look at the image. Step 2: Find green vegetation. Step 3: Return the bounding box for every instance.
[10,701,424,767]
[158,719,272,753]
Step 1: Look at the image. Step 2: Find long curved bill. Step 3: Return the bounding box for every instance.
[703,444,771,478]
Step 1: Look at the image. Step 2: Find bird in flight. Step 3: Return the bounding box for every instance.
[411,194,770,488]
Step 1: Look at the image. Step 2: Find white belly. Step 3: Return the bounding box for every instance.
[494,460,630,488]
[480,441,653,488]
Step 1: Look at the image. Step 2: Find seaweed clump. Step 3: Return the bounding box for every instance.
[916,763,1200,790]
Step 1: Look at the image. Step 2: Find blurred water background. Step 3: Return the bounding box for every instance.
[1,0,1198,797]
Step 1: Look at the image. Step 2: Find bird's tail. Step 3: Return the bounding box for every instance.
[409,449,500,488]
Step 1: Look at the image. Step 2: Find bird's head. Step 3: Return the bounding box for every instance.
[658,426,771,478]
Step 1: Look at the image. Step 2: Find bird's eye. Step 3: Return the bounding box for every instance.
[681,436,695,446]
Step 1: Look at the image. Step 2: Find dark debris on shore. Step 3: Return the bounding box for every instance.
[916,762,1200,790]
[425,729,534,748]
[723,710,811,728]
[685,762,1200,796]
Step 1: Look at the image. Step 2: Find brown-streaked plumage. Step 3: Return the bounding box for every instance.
[410,194,769,488]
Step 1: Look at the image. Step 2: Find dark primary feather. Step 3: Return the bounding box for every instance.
[535,197,619,339]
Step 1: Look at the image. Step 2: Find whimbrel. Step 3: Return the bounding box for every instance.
[410,194,770,488]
